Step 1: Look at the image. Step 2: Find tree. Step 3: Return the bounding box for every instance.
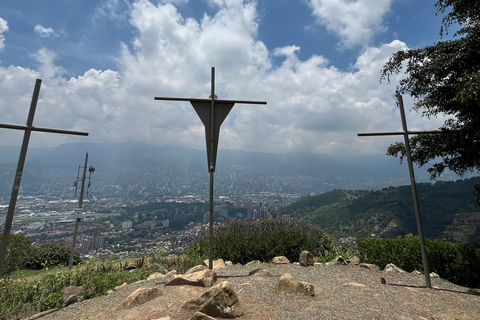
[0,234,33,280]
[26,242,81,270]
[381,0,480,179]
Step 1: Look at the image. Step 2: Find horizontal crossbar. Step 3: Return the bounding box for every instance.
[357,130,441,137]
[154,96,267,105]
[0,123,89,136]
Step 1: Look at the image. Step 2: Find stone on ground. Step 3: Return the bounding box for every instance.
[188,311,217,320]
[358,263,380,271]
[299,251,314,267]
[272,256,290,264]
[183,281,244,318]
[347,256,360,265]
[276,273,315,296]
[248,269,275,277]
[165,269,217,287]
[203,258,226,271]
[245,260,261,266]
[114,282,128,291]
[384,263,406,273]
[328,255,347,266]
[119,287,163,310]
[185,265,207,275]
[148,272,165,281]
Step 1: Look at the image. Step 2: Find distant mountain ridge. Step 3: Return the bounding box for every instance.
[273,177,480,243]
[0,142,475,199]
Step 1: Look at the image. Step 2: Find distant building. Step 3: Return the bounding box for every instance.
[122,220,133,229]
[203,212,209,224]
[81,236,104,253]
[279,214,292,223]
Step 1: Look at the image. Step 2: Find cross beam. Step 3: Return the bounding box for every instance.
[0,79,88,276]
[155,67,266,269]
[358,93,442,289]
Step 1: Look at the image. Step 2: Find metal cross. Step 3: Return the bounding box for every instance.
[358,93,442,289]
[155,67,267,269]
[0,79,89,276]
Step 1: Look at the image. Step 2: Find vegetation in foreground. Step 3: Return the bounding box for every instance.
[1,220,480,319]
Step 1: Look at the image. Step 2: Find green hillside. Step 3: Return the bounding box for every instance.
[273,177,480,242]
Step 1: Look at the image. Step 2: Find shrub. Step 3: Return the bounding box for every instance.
[357,235,480,288]
[26,242,81,270]
[1,235,34,280]
[189,219,335,264]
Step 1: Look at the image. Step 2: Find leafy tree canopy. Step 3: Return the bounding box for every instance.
[381,0,480,178]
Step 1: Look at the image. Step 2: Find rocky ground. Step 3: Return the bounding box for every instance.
[28,260,480,320]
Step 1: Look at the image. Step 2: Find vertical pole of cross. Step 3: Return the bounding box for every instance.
[397,94,431,288]
[0,80,41,276]
[68,152,89,270]
[208,67,215,270]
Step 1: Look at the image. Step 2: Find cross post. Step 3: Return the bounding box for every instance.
[155,67,267,269]
[0,79,89,276]
[358,93,442,289]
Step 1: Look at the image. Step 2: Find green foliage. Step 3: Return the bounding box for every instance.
[357,235,480,287]
[274,177,480,240]
[1,235,34,280]
[190,220,335,264]
[381,0,480,178]
[26,242,81,270]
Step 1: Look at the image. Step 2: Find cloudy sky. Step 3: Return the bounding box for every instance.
[0,0,453,156]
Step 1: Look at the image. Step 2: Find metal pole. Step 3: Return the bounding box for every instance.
[68,152,88,270]
[0,79,42,276]
[208,67,215,270]
[398,94,431,288]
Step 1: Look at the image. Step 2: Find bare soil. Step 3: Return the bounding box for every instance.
[30,263,480,320]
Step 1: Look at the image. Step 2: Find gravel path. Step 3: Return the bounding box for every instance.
[33,263,480,320]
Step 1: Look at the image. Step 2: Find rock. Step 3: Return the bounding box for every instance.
[133,280,145,285]
[188,311,217,320]
[114,282,128,291]
[62,286,83,306]
[430,272,440,278]
[147,263,164,273]
[106,290,114,295]
[248,268,275,277]
[343,282,367,287]
[165,269,217,287]
[384,263,406,273]
[64,295,78,307]
[148,272,165,281]
[299,251,314,267]
[411,270,422,275]
[347,256,360,265]
[203,258,226,271]
[186,265,207,275]
[154,317,172,320]
[276,273,315,296]
[225,261,233,266]
[183,281,244,318]
[329,255,347,266]
[245,260,261,266]
[164,270,177,278]
[358,263,380,271]
[272,256,290,264]
[314,262,324,266]
[119,287,163,310]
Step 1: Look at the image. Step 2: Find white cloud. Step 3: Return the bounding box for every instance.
[0,1,447,155]
[308,0,395,48]
[34,24,59,38]
[0,18,8,50]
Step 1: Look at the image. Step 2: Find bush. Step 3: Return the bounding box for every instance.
[357,235,480,288]
[26,242,81,270]
[1,235,34,280]
[189,220,335,264]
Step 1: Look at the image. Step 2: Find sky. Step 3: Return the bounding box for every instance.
[0,0,456,156]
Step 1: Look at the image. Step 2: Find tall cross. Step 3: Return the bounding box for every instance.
[0,79,89,276]
[358,93,442,289]
[155,67,267,269]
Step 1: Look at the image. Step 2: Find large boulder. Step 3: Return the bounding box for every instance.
[165,269,217,287]
[183,281,244,318]
[119,287,163,310]
[272,256,290,264]
[299,251,314,267]
[276,273,315,296]
[328,255,347,266]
